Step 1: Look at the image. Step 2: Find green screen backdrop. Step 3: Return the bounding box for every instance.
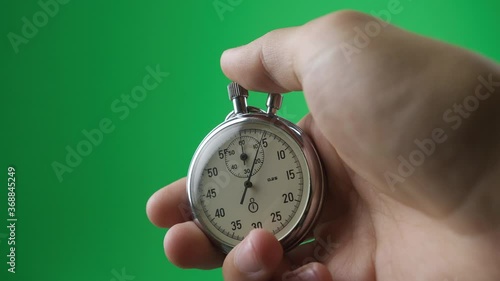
[1,0,499,280]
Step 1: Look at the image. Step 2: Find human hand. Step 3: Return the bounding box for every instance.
[147,10,500,281]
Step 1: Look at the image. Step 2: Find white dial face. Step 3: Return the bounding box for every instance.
[189,120,310,248]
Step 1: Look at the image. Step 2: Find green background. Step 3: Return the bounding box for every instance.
[1,0,499,280]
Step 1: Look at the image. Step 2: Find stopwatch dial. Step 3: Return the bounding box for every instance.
[196,127,308,244]
[224,135,265,178]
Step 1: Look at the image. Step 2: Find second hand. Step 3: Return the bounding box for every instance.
[240,131,266,205]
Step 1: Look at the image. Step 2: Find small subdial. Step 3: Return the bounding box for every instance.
[224,135,265,178]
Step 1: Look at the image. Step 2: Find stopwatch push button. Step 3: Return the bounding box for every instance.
[228,82,249,114]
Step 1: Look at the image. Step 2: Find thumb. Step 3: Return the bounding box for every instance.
[222,229,283,281]
[219,10,380,95]
[220,26,302,93]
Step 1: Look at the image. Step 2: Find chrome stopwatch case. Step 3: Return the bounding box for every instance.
[187,82,325,253]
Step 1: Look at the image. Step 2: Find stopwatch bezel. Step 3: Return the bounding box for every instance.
[187,111,325,254]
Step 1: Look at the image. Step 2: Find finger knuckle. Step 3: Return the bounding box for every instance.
[299,10,378,46]
[325,10,374,25]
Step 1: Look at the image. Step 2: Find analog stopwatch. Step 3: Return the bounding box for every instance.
[187,82,325,253]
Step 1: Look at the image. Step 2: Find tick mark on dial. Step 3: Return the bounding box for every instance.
[225,134,264,178]
[198,128,307,242]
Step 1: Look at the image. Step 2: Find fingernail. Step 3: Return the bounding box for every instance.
[234,233,262,273]
[287,267,317,281]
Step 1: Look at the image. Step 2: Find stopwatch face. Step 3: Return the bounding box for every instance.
[188,118,312,250]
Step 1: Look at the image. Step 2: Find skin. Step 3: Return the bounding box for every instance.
[147,10,500,281]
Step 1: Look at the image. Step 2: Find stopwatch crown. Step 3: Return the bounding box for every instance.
[227,82,249,100]
[228,82,249,114]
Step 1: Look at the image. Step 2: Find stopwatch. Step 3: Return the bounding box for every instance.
[187,82,325,253]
